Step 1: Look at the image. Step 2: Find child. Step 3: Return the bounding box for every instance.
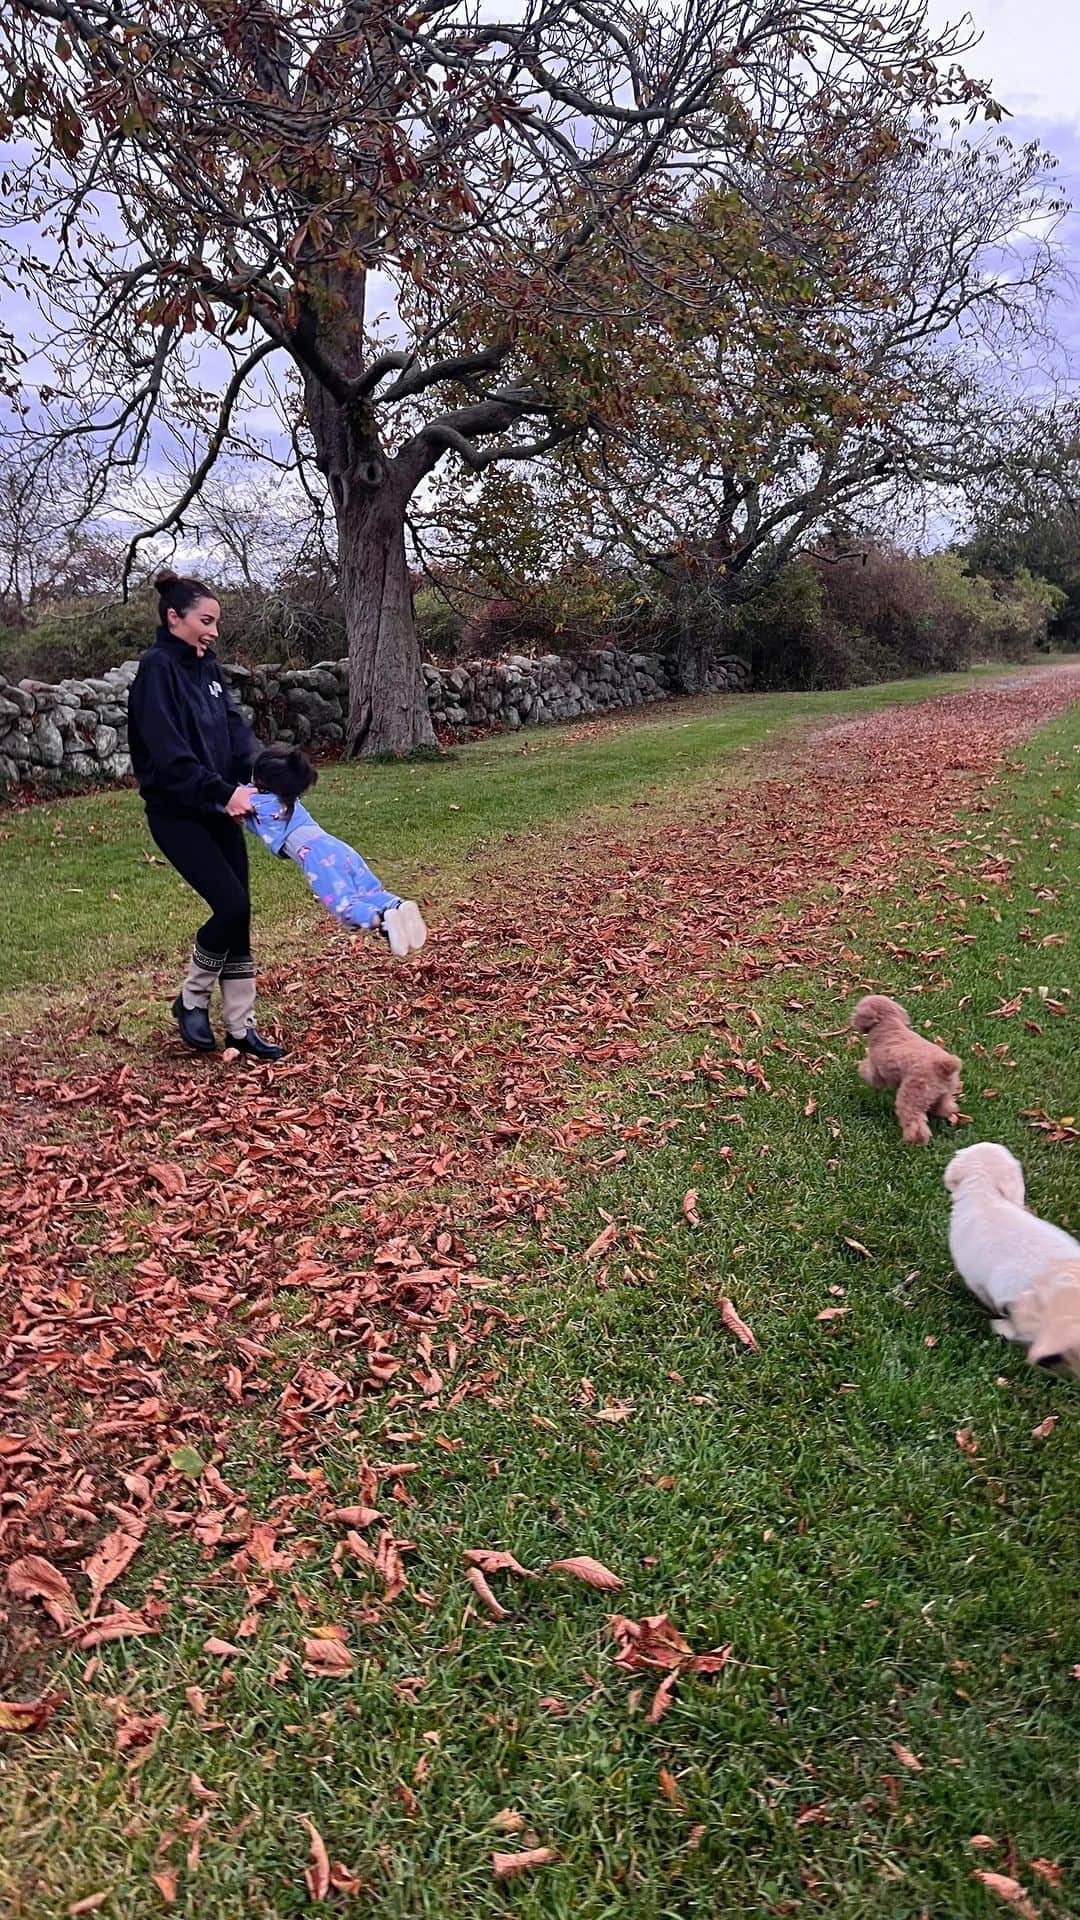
[246,745,427,957]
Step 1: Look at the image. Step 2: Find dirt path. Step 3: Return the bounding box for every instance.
[3,669,1078,1680]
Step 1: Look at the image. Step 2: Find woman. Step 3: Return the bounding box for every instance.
[127,570,284,1060]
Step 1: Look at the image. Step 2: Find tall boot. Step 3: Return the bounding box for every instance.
[221,957,284,1061]
[172,942,223,1052]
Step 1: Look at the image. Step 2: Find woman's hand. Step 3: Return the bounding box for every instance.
[225,784,257,819]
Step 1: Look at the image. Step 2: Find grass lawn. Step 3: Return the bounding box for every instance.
[0,667,1036,1017]
[1,673,1078,1919]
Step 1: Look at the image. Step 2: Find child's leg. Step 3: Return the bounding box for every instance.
[340,849,400,927]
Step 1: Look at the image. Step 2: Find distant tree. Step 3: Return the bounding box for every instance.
[429,132,1063,683]
[965,399,1080,646]
[0,432,121,622]
[2,0,1000,747]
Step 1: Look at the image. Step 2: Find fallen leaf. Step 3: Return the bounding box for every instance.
[331,1506,381,1529]
[891,1742,923,1772]
[83,1519,147,1618]
[465,1565,510,1620]
[491,1847,558,1880]
[147,1161,186,1197]
[77,1610,157,1649]
[490,1809,527,1834]
[1030,1858,1061,1888]
[717,1296,759,1351]
[970,1836,998,1850]
[0,1692,63,1734]
[463,1548,536,1579]
[956,1428,979,1457]
[203,1636,241,1658]
[816,1306,850,1323]
[843,1237,871,1257]
[646,1671,679,1722]
[169,1445,205,1480]
[682,1189,701,1227]
[1030,1415,1058,1440]
[151,1867,177,1904]
[68,1898,108,1915]
[584,1220,618,1261]
[548,1555,622,1591]
[658,1766,684,1807]
[301,1815,331,1902]
[302,1634,353,1676]
[970,1870,1037,1918]
[6,1555,80,1629]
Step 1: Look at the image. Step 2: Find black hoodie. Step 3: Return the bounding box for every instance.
[128,627,259,817]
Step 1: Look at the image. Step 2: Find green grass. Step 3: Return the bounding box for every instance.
[2,687,1079,1919]
[0,667,1029,1016]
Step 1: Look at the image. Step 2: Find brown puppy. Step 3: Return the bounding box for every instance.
[851,994,962,1144]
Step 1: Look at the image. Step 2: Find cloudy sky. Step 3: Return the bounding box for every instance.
[3,0,1076,566]
[933,0,1080,362]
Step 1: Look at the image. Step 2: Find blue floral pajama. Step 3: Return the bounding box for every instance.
[247,794,400,930]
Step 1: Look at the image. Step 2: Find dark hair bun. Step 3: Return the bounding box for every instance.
[154,568,179,589]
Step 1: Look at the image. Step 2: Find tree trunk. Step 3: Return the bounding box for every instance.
[303,362,437,758]
[331,474,434,757]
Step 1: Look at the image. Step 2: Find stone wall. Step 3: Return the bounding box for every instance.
[0,647,751,789]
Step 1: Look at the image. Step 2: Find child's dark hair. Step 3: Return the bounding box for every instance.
[155,569,216,624]
[253,744,318,816]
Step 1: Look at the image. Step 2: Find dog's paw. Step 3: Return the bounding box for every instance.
[901,1119,932,1146]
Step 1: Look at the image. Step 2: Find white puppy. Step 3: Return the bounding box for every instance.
[944,1142,1080,1375]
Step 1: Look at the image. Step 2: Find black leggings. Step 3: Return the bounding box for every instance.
[148,811,252,961]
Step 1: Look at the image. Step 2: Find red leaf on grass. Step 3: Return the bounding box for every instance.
[891,1742,923,1772]
[463,1548,537,1579]
[7,1555,80,1629]
[147,1161,186,1197]
[492,1847,558,1880]
[301,1816,331,1901]
[682,1189,701,1227]
[78,1610,157,1649]
[332,1506,381,1529]
[302,1631,353,1676]
[83,1518,147,1617]
[1030,1859,1062,1888]
[584,1220,618,1261]
[548,1555,622,1591]
[0,1692,63,1734]
[717,1297,759,1351]
[970,1870,1037,1918]
[465,1566,510,1620]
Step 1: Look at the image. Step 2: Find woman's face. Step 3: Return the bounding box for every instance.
[168,596,220,656]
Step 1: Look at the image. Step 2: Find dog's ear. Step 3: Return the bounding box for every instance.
[1027,1289,1080,1372]
[944,1153,965,1193]
[990,1152,1025,1208]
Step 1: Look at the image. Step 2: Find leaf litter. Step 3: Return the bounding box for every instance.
[2,671,1079,1691]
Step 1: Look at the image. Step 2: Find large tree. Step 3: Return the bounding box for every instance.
[2,0,998,748]
[964,397,1080,646]
[430,130,1063,679]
